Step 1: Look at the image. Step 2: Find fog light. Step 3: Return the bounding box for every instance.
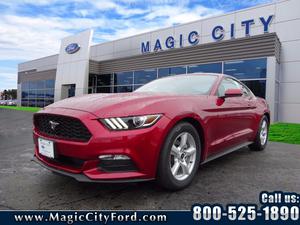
[98,155,136,172]
[98,154,130,160]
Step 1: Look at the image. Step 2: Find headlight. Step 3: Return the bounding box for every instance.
[100,114,162,130]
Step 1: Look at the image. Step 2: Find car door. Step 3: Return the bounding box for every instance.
[207,77,255,156]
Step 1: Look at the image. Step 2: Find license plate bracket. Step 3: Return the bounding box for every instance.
[38,138,55,159]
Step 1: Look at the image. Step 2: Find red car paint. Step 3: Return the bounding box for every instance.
[33,74,270,182]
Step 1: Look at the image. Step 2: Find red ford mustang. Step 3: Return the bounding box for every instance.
[33,73,270,190]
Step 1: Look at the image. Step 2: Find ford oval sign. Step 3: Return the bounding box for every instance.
[65,43,80,54]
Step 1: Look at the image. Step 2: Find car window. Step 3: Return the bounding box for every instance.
[135,75,218,95]
[217,78,241,97]
[239,82,252,97]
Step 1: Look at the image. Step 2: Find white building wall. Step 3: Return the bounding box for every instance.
[275,0,300,123]
[266,57,278,123]
[18,55,58,72]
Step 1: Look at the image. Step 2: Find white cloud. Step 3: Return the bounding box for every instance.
[0,14,113,61]
[145,5,223,26]
[88,0,148,17]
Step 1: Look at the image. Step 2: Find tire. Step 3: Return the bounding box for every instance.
[157,122,201,190]
[249,115,269,151]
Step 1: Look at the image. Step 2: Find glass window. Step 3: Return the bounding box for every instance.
[134,69,157,84]
[45,80,55,89]
[88,74,96,87]
[133,85,143,90]
[224,58,267,79]
[36,90,44,98]
[136,75,217,95]
[28,99,36,107]
[45,99,54,106]
[36,80,45,89]
[158,66,186,78]
[188,63,222,74]
[237,82,253,98]
[36,99,45,107]
[21,79,56,107]
[217,78,241,97]
[114,72,133,85]
[45,89,54,98]
[21,100,28,107]
[241,80,266,98]
[96,74,113,86]
[21,81,29,90]
[28,89,36,98]
[96,86,113,93]
[21,90,28,99]
[29,81,38,89]
[114,86,133,93]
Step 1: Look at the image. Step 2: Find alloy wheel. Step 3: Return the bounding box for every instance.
[260,120,268,146]
[169,132,197,181]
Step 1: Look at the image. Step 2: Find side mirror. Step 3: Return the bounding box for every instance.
[223,89,243,98]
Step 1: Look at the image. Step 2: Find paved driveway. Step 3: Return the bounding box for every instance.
[0,109,299,210]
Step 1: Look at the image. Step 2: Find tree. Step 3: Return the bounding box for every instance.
[1,89,17,100]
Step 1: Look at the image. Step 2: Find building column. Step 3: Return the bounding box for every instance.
[54,29,93,102]
[17,83,21,106]
[266,56,279,123]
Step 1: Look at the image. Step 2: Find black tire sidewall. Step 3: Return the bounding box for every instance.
[157,122,201,190]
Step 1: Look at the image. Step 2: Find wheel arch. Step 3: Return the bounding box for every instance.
[264,112,270,124]
[166,114,207,162]
[179,117,205,158]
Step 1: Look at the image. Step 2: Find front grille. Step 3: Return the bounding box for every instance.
[34,113,92,142]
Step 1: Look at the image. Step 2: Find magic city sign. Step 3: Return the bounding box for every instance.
[141,15,274,54]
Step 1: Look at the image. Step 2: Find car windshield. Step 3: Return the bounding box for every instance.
[135,75,217,95]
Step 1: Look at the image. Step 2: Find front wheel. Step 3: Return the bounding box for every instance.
[157,122,201,190]
[249,115,269,151]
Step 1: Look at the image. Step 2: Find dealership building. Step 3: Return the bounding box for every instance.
[17,0,300,123]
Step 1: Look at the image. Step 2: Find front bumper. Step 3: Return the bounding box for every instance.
[32,156,153,183]
[33,107,170,182]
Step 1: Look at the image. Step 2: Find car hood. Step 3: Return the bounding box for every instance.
[46,92,207,118]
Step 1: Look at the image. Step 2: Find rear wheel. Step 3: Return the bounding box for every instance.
[157,122,201,190]
[249,116,269,151]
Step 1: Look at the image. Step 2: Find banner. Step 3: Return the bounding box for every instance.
[1,191,300,225]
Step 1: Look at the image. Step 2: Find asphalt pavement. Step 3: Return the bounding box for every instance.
[0,108,299,210]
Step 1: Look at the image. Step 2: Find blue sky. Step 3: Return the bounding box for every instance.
[0,0,272,91]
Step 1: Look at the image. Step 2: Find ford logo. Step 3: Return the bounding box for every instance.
[65,43,80,54]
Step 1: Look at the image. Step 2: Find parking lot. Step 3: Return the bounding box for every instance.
[0,108,300,210]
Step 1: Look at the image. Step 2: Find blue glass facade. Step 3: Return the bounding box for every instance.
[158,66,186,78]
[188,63,222,74]
[21,79,55,107]
[134,69,157,84]
[224,58,267,79]
[88,58,267,98]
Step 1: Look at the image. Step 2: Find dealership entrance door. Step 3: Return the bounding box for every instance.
[61,84,76,99]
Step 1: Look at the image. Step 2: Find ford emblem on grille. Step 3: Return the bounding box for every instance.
[49,121,59,130]
[65,43,80,54]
